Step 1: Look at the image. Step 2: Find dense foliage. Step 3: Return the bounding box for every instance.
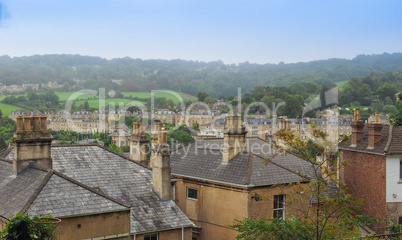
[0,214,57,240]
[1,53,402,97]
[0,115,16,150]
[389,93,402,126]
[1,91,60,112]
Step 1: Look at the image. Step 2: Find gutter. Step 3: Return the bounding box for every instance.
[132,224,195,235]
[338,147,385,156]
[172,173,308,189]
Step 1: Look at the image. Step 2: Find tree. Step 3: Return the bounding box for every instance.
[197,92,209,102]
[382,105,398,114]
[280,95,302,118]
[227,94,236,101]
[62,82,70,91]
[0,213,57,240]
[389,94,402,126]
[204,96,217,105]
[0,109,2,119]
[376,83,397,101]
[229,128,379,240]
[250,85,267,101]
[108,144,123,154]
[83,101,90,111]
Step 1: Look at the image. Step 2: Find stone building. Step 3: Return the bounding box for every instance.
[153,110,176,125]
[0,115,194,240]
[339,112,402,231]
[169,115,317,240]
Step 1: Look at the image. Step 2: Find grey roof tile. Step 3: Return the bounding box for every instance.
[171,138,316,186]
[2,145,193,234]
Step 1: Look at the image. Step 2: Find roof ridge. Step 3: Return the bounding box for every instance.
[96,144,153,171]
[244,153,254,185]
[170,140,196,153]
[52,143,98,147]
[252,153,311,181]
[19,170,53,214]
[52,171,131,208]
[384,125,393,153]
[53,144,152,171]
[0,158,12,164]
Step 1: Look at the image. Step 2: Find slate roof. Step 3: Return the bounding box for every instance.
[4,145,194,234]
[109,132,131,137]
[0,160,129,219]
[170,138,316,187]
[339,124,402,155]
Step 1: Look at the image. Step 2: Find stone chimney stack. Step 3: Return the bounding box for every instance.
[152,128,172,200]
[150,122,163,168]
[279,117,291,131]
[350,108,364,147]
[13,115,53,174]
[130,122,149,166]
[222,115,247,163]
[367,112,383,149]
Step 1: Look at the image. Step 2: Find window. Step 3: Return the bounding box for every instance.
[400,160,402,180]
[273,194,285,220]
[144,234,158,240]
[399,216,402,225]
[187,188,198,200]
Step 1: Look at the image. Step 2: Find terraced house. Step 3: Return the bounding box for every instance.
[0,115,195,240]
[169,115,317,240]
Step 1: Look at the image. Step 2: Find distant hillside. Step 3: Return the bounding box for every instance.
[0,53,402,97]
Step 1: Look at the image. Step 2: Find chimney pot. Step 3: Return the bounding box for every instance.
[32,115,40,132]
[374,112,379,123]
[13,115,53,174]
[350,120,364,147]
[24,116,32,132]
[16,116,23,133]
[367,123,382,149]
[153,136,171,200]
[222,115,247,162]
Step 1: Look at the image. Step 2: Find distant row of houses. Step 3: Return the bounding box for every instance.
[9,108,390,149]
[0,81,64,94]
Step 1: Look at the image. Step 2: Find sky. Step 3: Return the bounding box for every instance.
[0,0,401,64]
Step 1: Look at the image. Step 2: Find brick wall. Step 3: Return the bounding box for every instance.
[340,150,386,223]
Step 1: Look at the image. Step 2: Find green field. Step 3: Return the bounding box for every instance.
[72,99,146,109]
[55,92,99,102]
[0,103,26,117]
[0,91,196,113]
[335,81,348,90]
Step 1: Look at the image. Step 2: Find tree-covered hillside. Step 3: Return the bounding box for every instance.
[1,53,402,97]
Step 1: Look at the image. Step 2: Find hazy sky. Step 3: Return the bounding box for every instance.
[0,0,401,64]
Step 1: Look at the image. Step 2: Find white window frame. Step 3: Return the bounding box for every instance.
[273,194,285,220]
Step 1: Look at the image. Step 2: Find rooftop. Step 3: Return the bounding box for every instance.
[2,145,193,234]
[339,124,402,155]
[171,138,316,187]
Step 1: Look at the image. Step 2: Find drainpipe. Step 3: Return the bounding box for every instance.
[182,227,184,240]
